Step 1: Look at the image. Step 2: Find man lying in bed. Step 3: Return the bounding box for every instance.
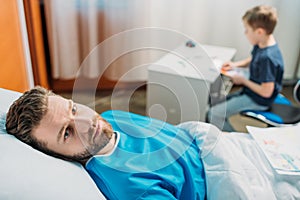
[5,86,279,200]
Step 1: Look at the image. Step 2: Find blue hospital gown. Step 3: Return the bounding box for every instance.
[85,110,206,200]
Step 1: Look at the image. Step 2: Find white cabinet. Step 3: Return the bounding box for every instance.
[147,43,236,124]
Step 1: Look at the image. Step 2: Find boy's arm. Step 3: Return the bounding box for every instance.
[231,76,274,98]
[222,56,251,71]
[234,56,252,68]
[241,79,274,98]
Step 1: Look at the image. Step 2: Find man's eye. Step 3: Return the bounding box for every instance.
[72,104,77,115]
[64,127,72,140]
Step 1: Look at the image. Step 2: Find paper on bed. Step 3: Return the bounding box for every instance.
[247,125,300,175]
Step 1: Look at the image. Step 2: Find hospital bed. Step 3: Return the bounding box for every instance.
[0,88,299,200]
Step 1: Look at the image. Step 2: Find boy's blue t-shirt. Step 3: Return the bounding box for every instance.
[85,110,206,200]
[243,44,284,106]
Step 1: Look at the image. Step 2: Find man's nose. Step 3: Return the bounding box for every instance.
[72,116,94,133]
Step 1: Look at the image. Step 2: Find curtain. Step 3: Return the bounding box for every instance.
[44,0,156,82]
[44,0,300,82]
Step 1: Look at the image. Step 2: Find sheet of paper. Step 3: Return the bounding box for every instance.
[221,67,249,79]
[247,125,300,175]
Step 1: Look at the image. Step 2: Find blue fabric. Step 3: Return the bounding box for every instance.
[240,94,290,125]
[243,110,283,124]
[86,110,206,200]
[243,44,284,106]
[274,94,291,105]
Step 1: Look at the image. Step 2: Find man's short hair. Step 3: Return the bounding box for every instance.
[6,86,52,150]
[242,5,278,35]
[6,86,93,163]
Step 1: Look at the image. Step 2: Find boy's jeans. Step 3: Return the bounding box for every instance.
[207,91,268,131]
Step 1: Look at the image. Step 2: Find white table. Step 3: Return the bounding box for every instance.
[146,43,236,124]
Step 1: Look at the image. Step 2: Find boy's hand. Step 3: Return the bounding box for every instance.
[230,74,245,85]
[221,61,236,71]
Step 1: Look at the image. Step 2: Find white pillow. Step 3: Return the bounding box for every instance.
[0,89,106,200]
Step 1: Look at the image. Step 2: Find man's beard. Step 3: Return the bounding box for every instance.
[67,118,114,163]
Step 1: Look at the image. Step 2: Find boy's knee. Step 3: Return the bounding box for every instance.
[206,109,212,122]
[209,105,225,117]
[207,106,221,123]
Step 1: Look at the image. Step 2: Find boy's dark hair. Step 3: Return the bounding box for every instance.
[242,5,278,35]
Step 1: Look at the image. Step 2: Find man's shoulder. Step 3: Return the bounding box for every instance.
[101,110,135,119]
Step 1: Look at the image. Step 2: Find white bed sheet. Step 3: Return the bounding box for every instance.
[178,121,300,200]
[0,88,22,112]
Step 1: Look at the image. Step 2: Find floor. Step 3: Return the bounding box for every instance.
[58,83,298,133]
